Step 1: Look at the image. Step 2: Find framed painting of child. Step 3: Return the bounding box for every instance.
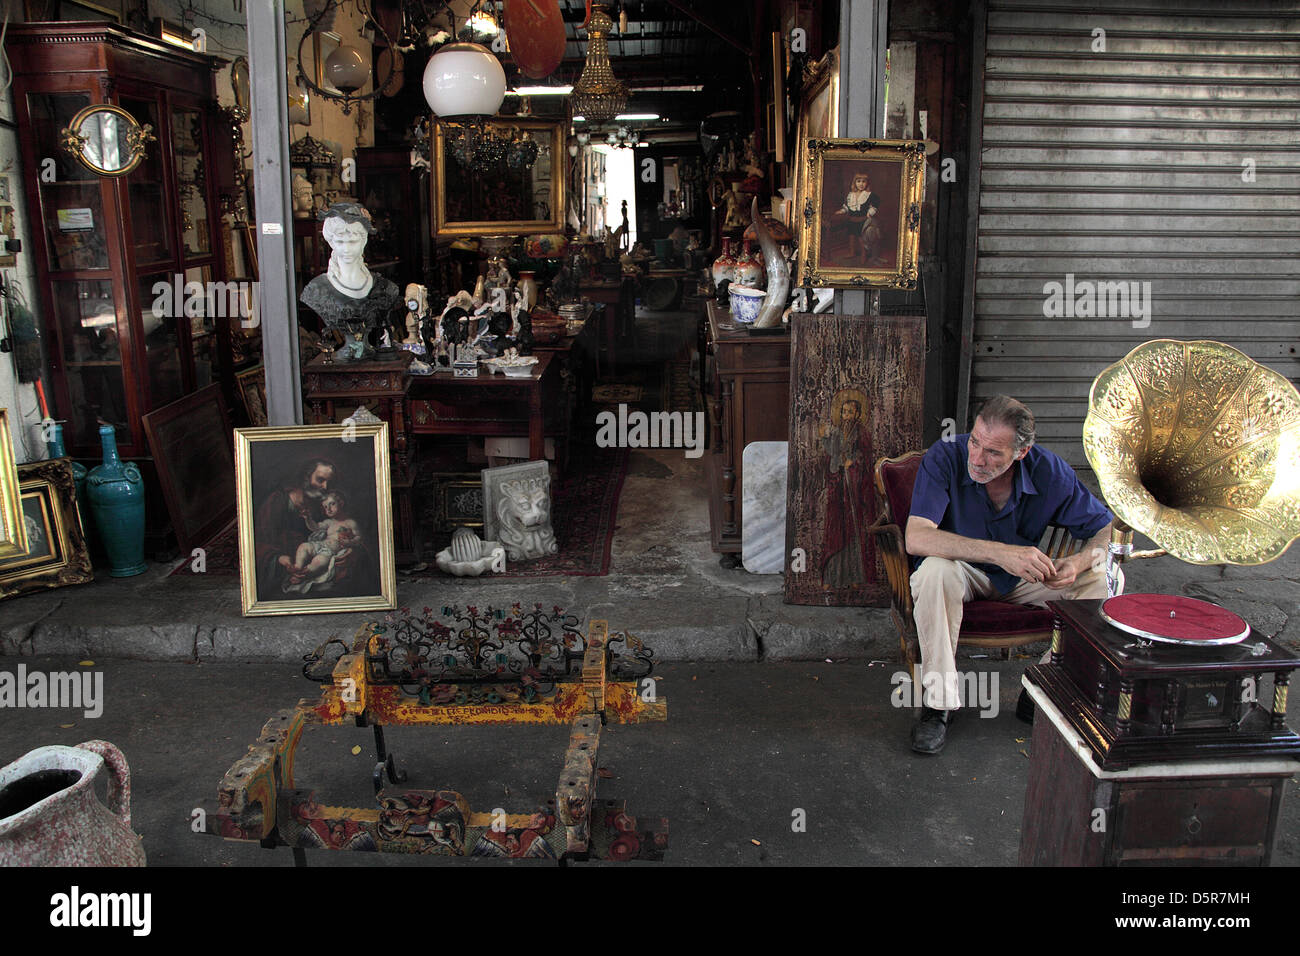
[795,138,926,290]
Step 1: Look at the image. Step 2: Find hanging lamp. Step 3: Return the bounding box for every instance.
[570,4,627,124]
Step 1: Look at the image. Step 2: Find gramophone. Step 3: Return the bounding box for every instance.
[1025,340,1300,770]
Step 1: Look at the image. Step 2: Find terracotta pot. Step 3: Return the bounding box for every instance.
[0,740,146,866]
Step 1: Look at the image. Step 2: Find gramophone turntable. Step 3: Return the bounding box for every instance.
[1021,340,1300,865]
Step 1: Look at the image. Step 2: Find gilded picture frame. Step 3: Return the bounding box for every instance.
[795,138,926,289]
[0,409,28,561]
[235,423,395,617]
[790,47,839,230]
[431,119,565,238]
[0,459,93,601]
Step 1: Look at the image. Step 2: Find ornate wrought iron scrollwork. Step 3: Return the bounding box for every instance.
[302,637,349,682]
[362,604,624,704]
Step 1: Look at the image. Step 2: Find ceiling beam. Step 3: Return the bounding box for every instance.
[659,0,752,57]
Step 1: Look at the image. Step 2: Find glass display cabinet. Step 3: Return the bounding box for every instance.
[8,22,233,551]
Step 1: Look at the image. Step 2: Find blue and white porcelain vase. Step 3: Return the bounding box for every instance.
[86,425,146,577]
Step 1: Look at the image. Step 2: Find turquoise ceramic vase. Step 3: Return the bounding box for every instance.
[86,425,146,577]
[44,424,92,550]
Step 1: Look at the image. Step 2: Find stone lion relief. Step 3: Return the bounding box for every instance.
[495,475,558,561]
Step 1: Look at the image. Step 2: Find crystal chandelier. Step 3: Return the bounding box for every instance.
[444,125,542,174]
[570,5,627,124]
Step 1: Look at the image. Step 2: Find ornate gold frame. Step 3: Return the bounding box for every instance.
[795,138,926,289]
[790,47,839,229]
[235,423,396,617]
[59,104,156,178]
[432,119,565,238]
[0,460,93,600]
[0,410,27,561]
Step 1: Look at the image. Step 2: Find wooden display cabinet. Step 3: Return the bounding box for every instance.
[8,23,232,551]
[703,299,790,563]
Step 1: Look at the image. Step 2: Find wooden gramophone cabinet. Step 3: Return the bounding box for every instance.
[1019,600,1300,866]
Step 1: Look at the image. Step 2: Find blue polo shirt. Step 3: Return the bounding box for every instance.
[909,434,1113,596]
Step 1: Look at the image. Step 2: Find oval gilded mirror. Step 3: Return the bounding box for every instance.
[60,104,156,177]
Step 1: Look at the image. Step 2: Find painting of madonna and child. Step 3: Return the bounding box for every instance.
[234,423,395,616]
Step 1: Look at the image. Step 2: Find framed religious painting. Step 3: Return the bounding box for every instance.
[784,312,925,607]
[431,119,565,238]
[0,459,93,601]
[0,409,28,561]
[795,138,925,289]
[235,423,395,617]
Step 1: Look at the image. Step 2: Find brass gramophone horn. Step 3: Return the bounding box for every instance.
[1083,340,1300,574]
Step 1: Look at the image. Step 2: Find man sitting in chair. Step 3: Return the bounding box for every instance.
[905,395,1116,754]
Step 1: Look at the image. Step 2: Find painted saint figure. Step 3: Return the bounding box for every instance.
[819,389,876,589]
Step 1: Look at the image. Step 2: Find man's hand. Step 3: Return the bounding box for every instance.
[1042,554,1084,590]
[995,544,1056,584]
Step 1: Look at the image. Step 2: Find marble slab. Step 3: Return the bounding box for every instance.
[742,441,788,574]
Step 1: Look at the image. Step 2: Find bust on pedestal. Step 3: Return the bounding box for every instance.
[300,202,399,362]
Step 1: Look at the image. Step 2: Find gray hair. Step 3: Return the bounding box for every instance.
[976,395,1035,450]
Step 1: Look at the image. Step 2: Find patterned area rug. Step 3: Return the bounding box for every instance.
[172,447,630,579]
[592,384,644,404]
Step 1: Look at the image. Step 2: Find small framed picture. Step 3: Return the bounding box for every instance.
[235,424,395,617]
[795,138,926,289]
[0,460,93,601]
[235,364,267,426]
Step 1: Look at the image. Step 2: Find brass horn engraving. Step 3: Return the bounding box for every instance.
[1084,340,1300,566]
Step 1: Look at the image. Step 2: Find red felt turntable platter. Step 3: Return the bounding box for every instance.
[1100,594,1250,645]
[504,0,567,80]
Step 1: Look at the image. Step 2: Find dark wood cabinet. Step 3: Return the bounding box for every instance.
[1020,681,1296,866]
[8,23,232,462]
[703,300,790,559]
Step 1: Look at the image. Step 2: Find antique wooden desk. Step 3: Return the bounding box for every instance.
[408,352,560,464]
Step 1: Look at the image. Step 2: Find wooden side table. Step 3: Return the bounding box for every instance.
[703,299,790,562]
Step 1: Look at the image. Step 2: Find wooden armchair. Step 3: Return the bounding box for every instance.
[868,450,1085,669]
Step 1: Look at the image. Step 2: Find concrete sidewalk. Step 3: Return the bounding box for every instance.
[2,446,1297,665]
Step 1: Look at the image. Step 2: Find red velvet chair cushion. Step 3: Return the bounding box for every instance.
[878,454,922,529]
[959,600,1055,636]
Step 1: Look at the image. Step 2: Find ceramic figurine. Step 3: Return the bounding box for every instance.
[292,173,314,216]
[300,203,400,363]
[402,283,428,345]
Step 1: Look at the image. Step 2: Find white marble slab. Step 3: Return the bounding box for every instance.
[742,441,788,574]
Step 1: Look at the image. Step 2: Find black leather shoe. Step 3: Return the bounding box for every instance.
[910,707,956,754]
[1016,688,1035,725]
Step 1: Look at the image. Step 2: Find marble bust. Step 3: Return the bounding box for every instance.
[300,202,399,362]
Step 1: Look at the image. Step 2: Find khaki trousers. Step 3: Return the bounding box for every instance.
[908,556,1114,710]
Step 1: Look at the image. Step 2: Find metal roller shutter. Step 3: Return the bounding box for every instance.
[971,0,1300,480]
